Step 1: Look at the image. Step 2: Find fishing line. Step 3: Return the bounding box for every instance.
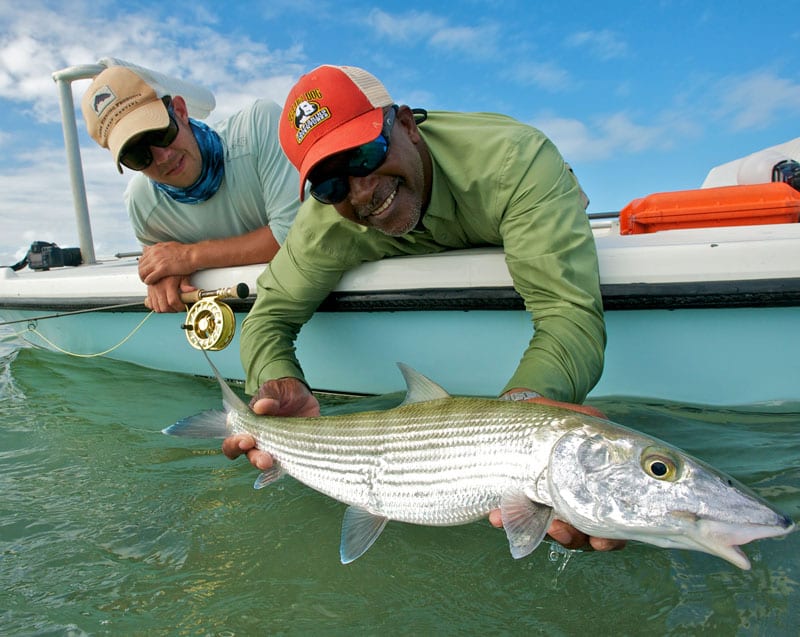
[9,310,155,358]
[0,301,146,326]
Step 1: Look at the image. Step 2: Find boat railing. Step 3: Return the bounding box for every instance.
[52,64,105,266]
[588,211,618,230]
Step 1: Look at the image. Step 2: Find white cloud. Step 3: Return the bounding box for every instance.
[429,24,499,57]
[0,3,305,124]
[212,74,299,121]
[0,143,134,266]
[717,70,800,131]
[365,9,446,42]
[534,111,672,162]
[564,29,627,61]
[511,61,572,92]
[365,9,498,57]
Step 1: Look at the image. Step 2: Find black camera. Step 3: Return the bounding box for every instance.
[772,160,800,191]
[26,241,82,271]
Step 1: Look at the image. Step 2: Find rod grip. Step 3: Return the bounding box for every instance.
[179,283,250,304]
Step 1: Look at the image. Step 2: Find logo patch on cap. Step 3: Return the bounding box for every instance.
[90,85,117,117]
[290,91,331,145]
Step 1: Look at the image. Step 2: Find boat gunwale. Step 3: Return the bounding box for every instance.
[4,277,800,313]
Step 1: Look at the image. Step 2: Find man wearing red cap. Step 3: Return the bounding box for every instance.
[225,65,621,552]
[82,66,299,312]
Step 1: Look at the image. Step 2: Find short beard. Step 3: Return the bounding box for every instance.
[376,203,421,236]
[376,159,425,236]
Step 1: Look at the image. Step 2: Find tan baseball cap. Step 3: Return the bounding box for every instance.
[81,66,170,173]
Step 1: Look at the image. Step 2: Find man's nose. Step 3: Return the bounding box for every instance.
[347,173,380,205]
[150,145,172,165]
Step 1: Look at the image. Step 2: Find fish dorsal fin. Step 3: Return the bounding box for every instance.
[397,362,451,405]
[202,349,250,415]
[339,506,389,564]
[500,491,554,559]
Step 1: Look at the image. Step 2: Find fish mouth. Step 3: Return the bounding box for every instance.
[673,511,796,570]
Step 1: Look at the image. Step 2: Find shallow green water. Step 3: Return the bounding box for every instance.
[1,338,798,636]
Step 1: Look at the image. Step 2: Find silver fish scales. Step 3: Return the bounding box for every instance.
[233,395,563,527]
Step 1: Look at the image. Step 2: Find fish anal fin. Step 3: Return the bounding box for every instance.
[397,362,451,405]
[340,506,389,564]
[500,491,554,559]
[253,464,285,489]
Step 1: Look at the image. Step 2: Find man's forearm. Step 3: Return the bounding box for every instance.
[189,226,280,271]
[503,309,605,404]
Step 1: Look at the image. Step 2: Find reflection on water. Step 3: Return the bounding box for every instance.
[1,343,798,636]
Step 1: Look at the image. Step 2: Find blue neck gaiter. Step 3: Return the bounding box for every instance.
[154,118,225,204]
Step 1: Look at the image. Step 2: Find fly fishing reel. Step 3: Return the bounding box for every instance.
[181,283,249,351]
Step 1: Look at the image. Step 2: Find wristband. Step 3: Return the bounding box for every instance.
[501,390,542,401]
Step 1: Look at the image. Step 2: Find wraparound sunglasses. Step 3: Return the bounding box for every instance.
[119,97,179,171]
[308,105,399,205]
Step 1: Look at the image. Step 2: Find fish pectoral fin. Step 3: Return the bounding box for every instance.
[339,506,389,564]
[162,410,228,438]
[253,464,285,489]
[500,491,554,559]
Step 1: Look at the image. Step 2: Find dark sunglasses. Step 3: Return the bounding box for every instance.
[119,97,180,171]
[309,105,398,205]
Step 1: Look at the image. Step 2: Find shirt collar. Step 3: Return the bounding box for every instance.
[415,152,456,233]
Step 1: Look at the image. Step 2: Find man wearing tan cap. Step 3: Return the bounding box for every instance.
[82,66,299,312]
[224,65,623,554]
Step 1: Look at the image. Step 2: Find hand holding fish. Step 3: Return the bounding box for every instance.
[248,376,320,417]
[222,376,320,469]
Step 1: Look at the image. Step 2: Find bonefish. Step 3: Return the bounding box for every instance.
[164,359,795,568]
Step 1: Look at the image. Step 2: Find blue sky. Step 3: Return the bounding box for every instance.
[1,0,799,266]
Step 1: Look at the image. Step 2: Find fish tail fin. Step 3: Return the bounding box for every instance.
[162,410,228,438]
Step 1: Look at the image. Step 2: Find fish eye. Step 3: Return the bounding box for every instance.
[641,448,680,481]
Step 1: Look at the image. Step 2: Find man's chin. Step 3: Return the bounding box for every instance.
[373,209,422,237]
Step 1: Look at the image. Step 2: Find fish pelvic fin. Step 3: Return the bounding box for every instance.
[202,349,251,416]
[340,506,389,564]
[253,464,286,489]
[396,362,451,405]
[162,410,228,438]
[500,491,554,559]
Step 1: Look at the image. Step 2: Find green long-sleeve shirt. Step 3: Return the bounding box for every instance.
[240,110,605,403]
